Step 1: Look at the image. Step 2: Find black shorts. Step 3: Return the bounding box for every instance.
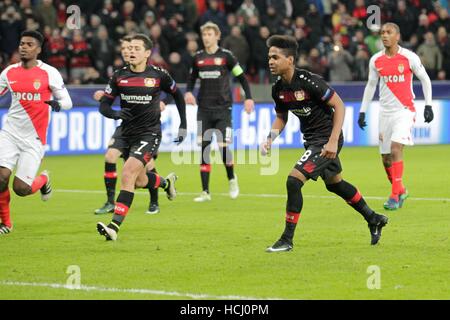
[294,144,343,181]
[197,109,232,144]
[108,126,129,152]
[123,133,161,166]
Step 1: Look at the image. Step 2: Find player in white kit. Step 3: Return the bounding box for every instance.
[0,31,72,234]
[358,23,433,210]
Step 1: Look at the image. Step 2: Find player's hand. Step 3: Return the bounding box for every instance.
[424,105,434,123]
[45,100,61,112]
[244,99,254,114]
[160,101,166,112]
[184,92,196,105]
[260,139,272,156]
[174,127,187,145]
[358,112,367,130]
[117,108,133,121]
[93,90,105,101]
[320,139,338,159]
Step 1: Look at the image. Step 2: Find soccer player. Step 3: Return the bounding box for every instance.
[94,36,162,215]
[96,34,187,241]
[185,21,254,202]
[0,30,72,235]
[358,23,433,210]
[262,35,388,252]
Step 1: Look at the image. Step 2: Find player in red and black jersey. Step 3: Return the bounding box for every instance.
[96,34,187,241]
[262,35,389,252]
[185,22,254,202]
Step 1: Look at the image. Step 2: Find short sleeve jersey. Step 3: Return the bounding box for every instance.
[272,68,342,146]
[102,65,177,137]
[190,47,240,111]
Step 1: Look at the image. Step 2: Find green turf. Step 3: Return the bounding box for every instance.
[0,145,449,299]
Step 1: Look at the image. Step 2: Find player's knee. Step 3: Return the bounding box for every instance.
[105,151,118,163]
[12,184,31,197]
[325,182,340,193]
[0,175,9,191]
[286,175,303,192]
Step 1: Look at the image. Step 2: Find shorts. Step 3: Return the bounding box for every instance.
[379,109,415,154]
[294,144,343,181]
[197,109,232,145]
[0,130,45,186]
[107,126,129,153]
[125,133,161,165]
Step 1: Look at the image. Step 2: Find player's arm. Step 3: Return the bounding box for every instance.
[411,53,434,123]
[162,71,187,144]
[227,51,254,114]
[321,92,345,159]
[47,68,73,111]
[185,57,198,105]
[99,74,132,120]
[0,69,9,96]
[261,111,288,156]
[359,56,379,129]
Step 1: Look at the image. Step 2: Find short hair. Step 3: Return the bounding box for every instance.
[266,35,298,59]
[21,30,44,46]
[382,22,400,34]
[131,33,153,50]
[120,35,133,43]
[200,21,221,36]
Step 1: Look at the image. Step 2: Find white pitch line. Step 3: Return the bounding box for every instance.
[0,281,282,300]
[54,189,450,202]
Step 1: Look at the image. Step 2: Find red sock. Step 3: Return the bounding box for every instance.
[31,174,48,194]
[286,212,300,224]
[384,165,393,184]
[391,161,405,200]
[114,203,130,216]
[0,189,12,228]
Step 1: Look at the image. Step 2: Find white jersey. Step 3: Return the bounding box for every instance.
[0,60,72,145]
[361,46,432,115]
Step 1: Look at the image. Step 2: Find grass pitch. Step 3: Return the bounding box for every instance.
[0,145,449,300]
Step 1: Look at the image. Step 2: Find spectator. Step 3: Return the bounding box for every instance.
[85,14,103,42]
[436,26,450,80]
[46,28,68,81]
[353,48,369,81]
[402,33,419,52]
[222,13,238,38]
[0,6,24,60]
[352,0,367,22]
[150,24,170,61]
[99,0,121,40]
[432,7,450,34]
[306,3,323,47]
[305,47,327,77]
[222,26,250,70]
[327,39,354,81]
[181,39,198,71]
[237,0,259,23]
[349,29,369,56]
[243,15,261,74]
[261,5,282,35]
[56,1,67,28]
[417,32,443,80]
[81,67,107,84]
[184,0,198,31]
[200,0,227,31]
[18,0,34,21]
[162,15,186,54]
[392,0,417,42]
[364,24,383,56]
[68,30,92,83]
[417,13,433,44]
[91,25,115,79]
[120,0,139,24]
[35,0,58,30]
[168,52,189,83]
[139,0,159,20]
[252,26,271,84]
[139,11,157,37]
[295,28,312,56]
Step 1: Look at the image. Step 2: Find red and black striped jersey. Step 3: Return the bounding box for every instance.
[272,68,342,146]
[187,47,240,111]
[101,65,177,137]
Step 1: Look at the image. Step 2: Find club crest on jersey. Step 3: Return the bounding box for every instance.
[214,58,223,65]
[144,78,156,87]
[398,64,404,73]
[33,79,41,90]
[294,90,305,101]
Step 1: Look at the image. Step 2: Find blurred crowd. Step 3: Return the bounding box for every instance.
[0,0,449,84]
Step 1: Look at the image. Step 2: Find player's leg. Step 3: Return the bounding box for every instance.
[194,111,213,202]
[323,173,388,245]
[145,157,159,214]
[0,167,12,234]
[216,112,238,199]
[381,154,393,184]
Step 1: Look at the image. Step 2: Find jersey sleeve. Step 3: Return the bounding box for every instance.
[160,69,177,94]
[101,72,119,104]
[409,51,433,105]
[272,85,286,114]
[0,69,9,96]
[225,50,244,77]
[186,55,199,93]
[48,67,72,110]
[303,72,335,103]
[360,56,379,112]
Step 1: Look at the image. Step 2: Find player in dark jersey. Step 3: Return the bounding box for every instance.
[93,36,162,215]
[96,34,187,241]
[185,22,254,202]
[262,35,389,252]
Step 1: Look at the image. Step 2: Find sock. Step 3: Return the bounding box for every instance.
[104,162,117,204]
[200,164,211,193]
[149,168,159,204]
[146,171,167,190]
[281,176,304,243]
[110,190,134,232]
[0,189,11,228]
[221,146,235,180]
[326,180,375,222]
[391,161,405,200]
[30,174,48,194]
[384,165,393,184]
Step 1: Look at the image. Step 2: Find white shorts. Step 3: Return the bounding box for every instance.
[0,130,45,186]
[379,109,416,154]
